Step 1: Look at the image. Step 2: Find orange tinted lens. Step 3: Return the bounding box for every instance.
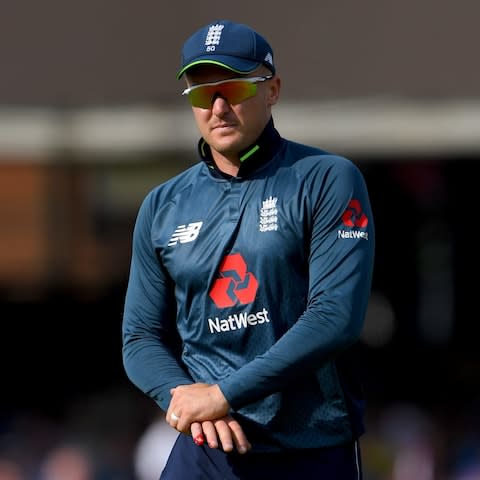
[188,81,257,108]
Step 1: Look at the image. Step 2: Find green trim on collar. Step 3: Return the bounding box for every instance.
[240,145,260,162]
[200,139,207,157]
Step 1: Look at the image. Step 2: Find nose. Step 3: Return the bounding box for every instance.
[211,94,231,116]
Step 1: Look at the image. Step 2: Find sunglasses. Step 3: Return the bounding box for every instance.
[182,75,273,108]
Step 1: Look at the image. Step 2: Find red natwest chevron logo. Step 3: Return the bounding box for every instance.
[209,253,258,308]
[341,199,368,228]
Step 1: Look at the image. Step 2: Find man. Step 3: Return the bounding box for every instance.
[122,19,375,479]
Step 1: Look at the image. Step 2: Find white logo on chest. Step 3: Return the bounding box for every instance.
[259,196,278,232]
[168,222,203,246]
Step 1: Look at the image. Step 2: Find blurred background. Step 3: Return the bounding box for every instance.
[1,1,479,478]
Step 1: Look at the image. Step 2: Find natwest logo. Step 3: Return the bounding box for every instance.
[209,253,258,308]
[342,199,368,228]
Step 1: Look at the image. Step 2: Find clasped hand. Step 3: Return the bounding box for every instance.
[166,383,251,454]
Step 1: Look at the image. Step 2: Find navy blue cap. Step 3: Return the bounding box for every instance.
[177,20,275,79]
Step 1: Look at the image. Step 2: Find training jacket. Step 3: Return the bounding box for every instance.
[122,118,375,452]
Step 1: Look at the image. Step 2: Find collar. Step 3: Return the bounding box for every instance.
[197,117,283,178]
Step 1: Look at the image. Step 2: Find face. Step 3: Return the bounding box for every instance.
[184,65,280,162]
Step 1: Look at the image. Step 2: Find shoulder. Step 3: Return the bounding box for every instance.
[141,162,204,210]
[282,139,363,182]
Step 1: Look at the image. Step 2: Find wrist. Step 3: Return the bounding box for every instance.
[212,384,230,415]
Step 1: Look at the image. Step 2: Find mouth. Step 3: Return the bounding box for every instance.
[211,123,238,136]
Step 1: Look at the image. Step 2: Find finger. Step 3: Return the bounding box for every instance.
[166,408,181,429]
[194,433,205,446]
[226,418,251,454]
[190,422,205,445]
[166,409,173,426]
[201,421,219,449]
[176,419,191,434]
[212,419,234,453]
[167,405,188,433]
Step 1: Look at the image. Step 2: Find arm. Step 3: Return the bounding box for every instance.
[219,159,375,409]
[122,194,194,411]
[122,193,251,453]
[168,158,374,419]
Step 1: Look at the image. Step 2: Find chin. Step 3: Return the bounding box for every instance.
[210,137,243,154]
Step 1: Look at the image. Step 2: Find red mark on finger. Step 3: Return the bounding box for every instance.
[194,434,205,446]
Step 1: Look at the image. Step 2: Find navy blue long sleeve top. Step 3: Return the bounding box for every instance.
[122,119,375,451]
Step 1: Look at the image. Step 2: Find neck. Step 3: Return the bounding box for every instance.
[211,150,241,176]
[198,118,278,178]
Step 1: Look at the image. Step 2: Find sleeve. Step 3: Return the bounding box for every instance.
[218,158,375,410]
[122,193,193,411]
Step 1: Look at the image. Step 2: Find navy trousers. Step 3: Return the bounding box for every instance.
[160,434,362,480]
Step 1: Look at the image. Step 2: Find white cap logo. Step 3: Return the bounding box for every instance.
[205,24,224,52]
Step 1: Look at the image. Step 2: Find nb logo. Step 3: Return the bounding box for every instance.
[168,222,203,246]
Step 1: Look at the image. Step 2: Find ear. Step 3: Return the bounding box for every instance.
[267,76,281,106]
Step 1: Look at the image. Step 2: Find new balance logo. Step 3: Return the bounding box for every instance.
[168,222,203,246]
